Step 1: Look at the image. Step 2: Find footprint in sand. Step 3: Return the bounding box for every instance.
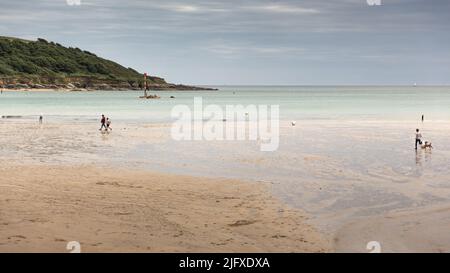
[114,212,133,216]
[228,220,258,227]
[8,235,26,240]
[96,181,143,189]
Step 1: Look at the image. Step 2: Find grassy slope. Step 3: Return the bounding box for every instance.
[0,37,165,86]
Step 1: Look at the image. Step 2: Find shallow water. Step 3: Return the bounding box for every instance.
[2,86,450,122]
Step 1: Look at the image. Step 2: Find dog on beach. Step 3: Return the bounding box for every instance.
[422,141,433,149]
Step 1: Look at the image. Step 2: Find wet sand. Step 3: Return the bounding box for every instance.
[334,204,450,253]
[1,118,450,252]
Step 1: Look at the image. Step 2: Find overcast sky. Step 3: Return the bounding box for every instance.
[1,0,449,85]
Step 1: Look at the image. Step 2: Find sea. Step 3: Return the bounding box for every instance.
[1,86,450,122]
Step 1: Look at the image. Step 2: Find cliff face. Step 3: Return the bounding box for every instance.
[0,37,215,91]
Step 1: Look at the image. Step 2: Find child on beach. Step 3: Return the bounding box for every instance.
[106,118,112,131]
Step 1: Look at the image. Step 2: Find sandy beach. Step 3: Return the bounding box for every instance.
[0,164,329,253]
[1,86,450,253]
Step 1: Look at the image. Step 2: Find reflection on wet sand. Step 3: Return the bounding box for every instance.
[416,148,433,166]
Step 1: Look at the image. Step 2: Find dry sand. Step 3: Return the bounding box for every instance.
[0,164,330,253]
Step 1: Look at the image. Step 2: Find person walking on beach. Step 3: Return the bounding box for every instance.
[39,115,43,124]
[106,117,112,131]
[422,114,424,123]
[100,114,107,131]
[415,129,423,150]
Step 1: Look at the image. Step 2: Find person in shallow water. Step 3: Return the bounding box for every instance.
[99,115,107,131]
[415,128,423,150]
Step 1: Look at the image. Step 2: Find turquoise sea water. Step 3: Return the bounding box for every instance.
[1,86,450,122]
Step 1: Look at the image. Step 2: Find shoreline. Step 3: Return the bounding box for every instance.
[0,87,218,92]
[1,88,72,92]
[0,164,330,253]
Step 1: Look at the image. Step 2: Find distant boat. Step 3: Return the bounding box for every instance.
[413,83,418,87]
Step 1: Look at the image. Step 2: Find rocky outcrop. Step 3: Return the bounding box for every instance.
[0,79,218,91]
[149,83,217,91]
[3,83,28,89]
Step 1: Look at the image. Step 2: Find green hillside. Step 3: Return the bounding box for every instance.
[0,36,165,88]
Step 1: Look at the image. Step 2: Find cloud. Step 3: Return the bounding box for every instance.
[203,43,304,59]
[154,2,319,15]
[169,5,200,13]
[244,4,320,14]
[152,3,228,13]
